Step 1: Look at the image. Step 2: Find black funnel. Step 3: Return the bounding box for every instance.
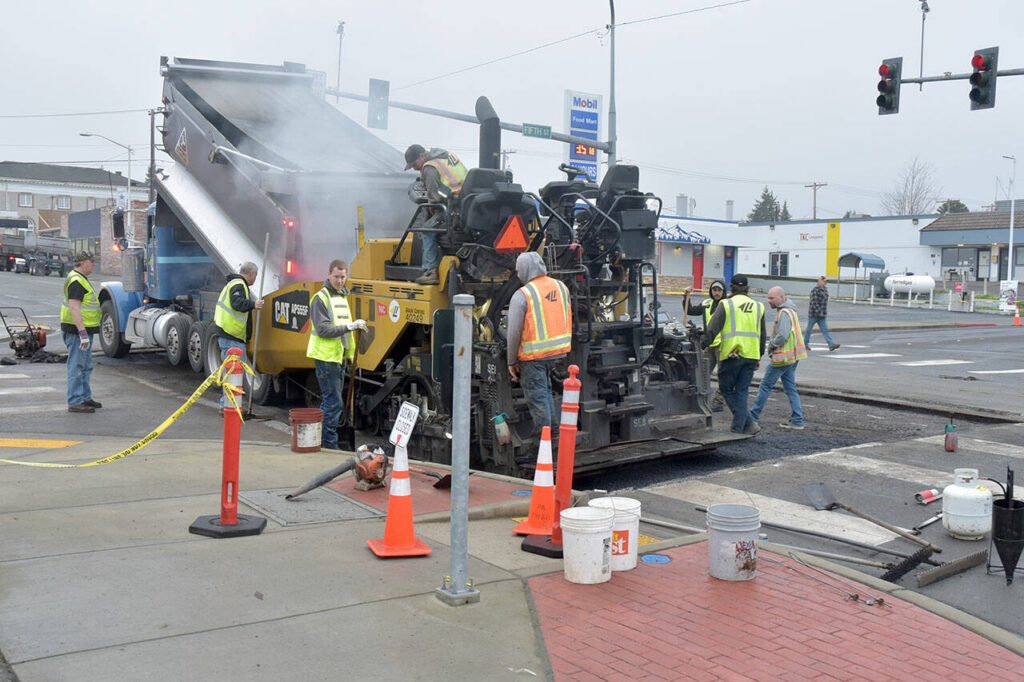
[992,498,1024,585]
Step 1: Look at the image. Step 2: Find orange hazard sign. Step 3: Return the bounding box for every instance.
[494,215,529,253]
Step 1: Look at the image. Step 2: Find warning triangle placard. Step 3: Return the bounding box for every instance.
[494,215,529,253]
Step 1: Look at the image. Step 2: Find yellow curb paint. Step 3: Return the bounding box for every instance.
[0,438,81,449]
[638,533,662,546]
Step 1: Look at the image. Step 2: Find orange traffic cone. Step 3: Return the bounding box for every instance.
[514,426,555,536]
[367,443,432,557]
[1014,307,1022,326]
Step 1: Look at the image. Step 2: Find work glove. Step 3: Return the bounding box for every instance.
[347,319,368,332]
[78,330,90,351]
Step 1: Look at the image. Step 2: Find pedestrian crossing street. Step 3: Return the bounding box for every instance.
[807,343,1023,374]
[649,425,1024,547]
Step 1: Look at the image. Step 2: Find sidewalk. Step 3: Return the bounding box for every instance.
[2,433,1023,680]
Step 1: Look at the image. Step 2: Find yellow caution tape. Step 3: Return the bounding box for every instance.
[0,355,253,469]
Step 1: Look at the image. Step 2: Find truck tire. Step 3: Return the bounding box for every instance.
[251,372,280,406]
[99,300,131,358]
[203,323,223,377]
[186,321,207,373]
[165,315,189,367]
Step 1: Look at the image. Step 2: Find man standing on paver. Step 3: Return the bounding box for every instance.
[683,280,727,411]
[805,275,840,351]
[702,274,766,435]
[750,286,807,430]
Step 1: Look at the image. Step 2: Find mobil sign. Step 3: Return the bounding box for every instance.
[564,89,603,182]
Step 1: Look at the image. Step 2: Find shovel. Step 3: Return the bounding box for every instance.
[800,483,942,554]
[408,466,453,489]
[337,352,357,452]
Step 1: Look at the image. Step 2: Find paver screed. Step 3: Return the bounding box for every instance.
[529,543,1023,681]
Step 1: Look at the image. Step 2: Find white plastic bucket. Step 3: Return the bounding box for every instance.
[561,506,614,584]
[706,503,761,581]
[588,496,642,571]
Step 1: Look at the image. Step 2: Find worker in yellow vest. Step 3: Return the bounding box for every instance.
[306,259,367,450]
[213,262,264,411]
[702,274,766,435]
[61,251,102,413]
[749,286,807,430]
[683,279,726,411]
[404,144,469,285]
[507,252,572,447]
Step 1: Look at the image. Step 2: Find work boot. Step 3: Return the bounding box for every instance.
[742,421,761,435]
[67,403,95,413]
[828,343,841,352]
[711,391,725,413]
[415,270,439,285]
[83,399,102,408]
[779,422,805,430]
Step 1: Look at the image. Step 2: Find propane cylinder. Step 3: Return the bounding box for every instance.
[942,468,992,540]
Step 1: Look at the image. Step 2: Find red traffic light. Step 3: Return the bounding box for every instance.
[971,54,988,70]
[878,63,891,78]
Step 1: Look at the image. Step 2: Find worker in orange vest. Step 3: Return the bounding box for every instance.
[506,251,572,440]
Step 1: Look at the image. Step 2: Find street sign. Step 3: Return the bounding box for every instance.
[522,123,552,139]
[389,400,420,446]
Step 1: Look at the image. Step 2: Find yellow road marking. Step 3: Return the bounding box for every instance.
[0,438,81,449]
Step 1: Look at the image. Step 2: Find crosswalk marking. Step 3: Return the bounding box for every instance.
[897,359,973,367]
[810,344,868,349]
[0,387,56,395]
[0,405,67,416]
[648,480,897,545]
[918,435,1024,460]
[0,373,31,380]
[828,353,901,359]
[801,450,955,489]
[968,369,1024,375]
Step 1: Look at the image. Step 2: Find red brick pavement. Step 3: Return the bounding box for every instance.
[530,542,1023,681]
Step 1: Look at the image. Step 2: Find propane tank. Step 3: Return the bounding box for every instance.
[944,418,958,452]
[942,468,992,540]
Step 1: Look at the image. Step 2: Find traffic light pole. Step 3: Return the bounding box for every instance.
[327,88,612,154]
[900,67,1024,86]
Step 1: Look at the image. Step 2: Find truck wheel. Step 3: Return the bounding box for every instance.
[165,315,189,367]
[99,300,131,358]
[251,372,280,406]
[186,321,207,373]
[203,323,224,377]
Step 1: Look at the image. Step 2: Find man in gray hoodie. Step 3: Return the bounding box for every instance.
[506,251,572,438]
[749,286,807,430]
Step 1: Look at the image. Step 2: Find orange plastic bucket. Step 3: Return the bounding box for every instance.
[290,408,323,453]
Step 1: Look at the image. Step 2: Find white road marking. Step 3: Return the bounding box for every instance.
[865,414,885,420]
[0,387,55,395]
[828,353,901,359]
[801,450,955,489]
[0,404,67,416]
[918,435,1024,460]
[0,374,31,380]
[968,369,1024,375]
[811,344,868,349]
[896,359,973,367]
[120,375,179,395]
[649,480,897,545]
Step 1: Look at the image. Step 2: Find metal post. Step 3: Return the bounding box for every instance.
[148,110,157,205]
[870,284,875,306]
[607,0,617,168]
[335,21,345,103]
[970,291,976,313]
[436,293,480,606]
[1005,155,1016,285]
[928,289,933,309]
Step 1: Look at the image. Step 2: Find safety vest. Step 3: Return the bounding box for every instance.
[60,270,101,328]
[306,287,355,364]
[769,307,807,367]
[718,294,764,362]
[701,299,721,348]
[518,276,572,362]
[423,152,468,195]
[214,279,252,342]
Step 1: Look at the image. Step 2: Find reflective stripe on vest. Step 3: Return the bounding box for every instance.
[423,153,468,194]
[306,288,355,363]
[214,280,251,341]
[718,294,763,361]
[519,276,572,362]
[702,298,721,348]
[60,270,101,327]
[770,307,807,366]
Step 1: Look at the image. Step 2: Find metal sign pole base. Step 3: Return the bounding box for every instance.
[435,582,481,606]
[189,514,266,538]
[521,534,563,558]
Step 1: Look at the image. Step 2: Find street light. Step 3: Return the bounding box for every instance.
[80,132,133,242]
[1004,154,1016,282]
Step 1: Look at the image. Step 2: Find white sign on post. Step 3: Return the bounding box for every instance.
[389,401,420,446]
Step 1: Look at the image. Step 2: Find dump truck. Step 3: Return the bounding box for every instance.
[100,56,743,476]
[0,225,71,275]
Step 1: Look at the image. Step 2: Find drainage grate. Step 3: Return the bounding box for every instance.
[239,488,385,526]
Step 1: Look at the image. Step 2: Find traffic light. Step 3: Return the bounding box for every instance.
[111,209,125,239]
[876,57,903,115]
[367,78,390,130]
[969,47,999,110]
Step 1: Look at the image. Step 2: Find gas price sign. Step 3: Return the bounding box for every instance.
[563,89,603,181]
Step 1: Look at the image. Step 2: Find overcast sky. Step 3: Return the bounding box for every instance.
[1,0,1021,222]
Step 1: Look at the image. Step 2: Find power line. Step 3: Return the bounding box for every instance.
[0,108,149,119]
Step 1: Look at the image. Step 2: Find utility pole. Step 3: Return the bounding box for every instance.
[805,182,827,219]
[335,21,345,103]
[607,0,617,168]
[918,1,930,91]
[500,148,516,171]
[1005,155,1016,281]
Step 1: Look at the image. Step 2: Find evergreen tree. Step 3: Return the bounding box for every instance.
[936,199,969,214]
[747,187,782,221]
[780,201,792,222]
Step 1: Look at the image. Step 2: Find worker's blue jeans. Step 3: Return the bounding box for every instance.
[421,233,440,273]
[717,357,757,433]
[63,330,93,406]
[749,362,803,426]
[218,336,247,409]
[520,358,557,435]
[803,316,835,347]
[315,359,344,450]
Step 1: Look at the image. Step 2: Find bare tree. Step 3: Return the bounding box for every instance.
[880,157,941,215]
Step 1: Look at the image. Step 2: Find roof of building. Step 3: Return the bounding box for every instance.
[920,210,1024,232]
[838,252,885,269]
[0,161,137,187]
